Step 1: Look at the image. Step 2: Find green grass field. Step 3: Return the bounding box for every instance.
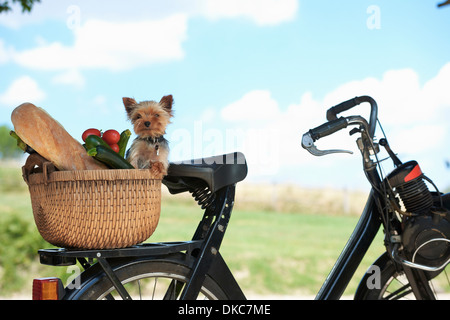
[0,165,388,298]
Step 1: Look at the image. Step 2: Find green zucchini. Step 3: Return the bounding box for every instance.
[87,145,134,169]
[85,134,111,150]
[10,130,32,153]
[118,129,131,158]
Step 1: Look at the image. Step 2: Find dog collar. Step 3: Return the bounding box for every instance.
[138,135,165,144]
[137,135,166,156]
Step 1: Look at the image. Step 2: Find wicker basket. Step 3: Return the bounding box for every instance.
[22,154,161,249]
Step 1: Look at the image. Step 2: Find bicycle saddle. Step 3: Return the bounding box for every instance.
[162,152,248,194]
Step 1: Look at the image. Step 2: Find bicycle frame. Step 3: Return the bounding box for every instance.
[315,188,381,299]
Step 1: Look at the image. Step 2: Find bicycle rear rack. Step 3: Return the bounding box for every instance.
[38,241,203,266]
[38,241,204,300]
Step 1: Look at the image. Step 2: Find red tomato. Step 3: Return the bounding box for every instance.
[102,129,120,145]
[109,143,120,153]
[82,128,101,141]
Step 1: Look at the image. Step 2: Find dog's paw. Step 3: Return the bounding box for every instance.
[150,161,167,177]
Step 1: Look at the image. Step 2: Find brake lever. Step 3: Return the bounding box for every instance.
[301,132,353,156]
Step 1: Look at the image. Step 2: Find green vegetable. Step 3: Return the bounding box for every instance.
[118,129,131,158]
[9,130,33,153]
[87,145,134,169]
[84,134,111,150]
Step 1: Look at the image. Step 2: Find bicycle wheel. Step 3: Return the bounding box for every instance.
[356,254,448,300]
[65,259,228,300]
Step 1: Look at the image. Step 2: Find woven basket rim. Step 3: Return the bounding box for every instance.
[27,168,161,185]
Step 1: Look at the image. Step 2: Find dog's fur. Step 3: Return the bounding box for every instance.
[123,95,173,177]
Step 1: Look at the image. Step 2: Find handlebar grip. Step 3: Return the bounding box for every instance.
[326,95,378,138]
[326,97,359,121]
[309,117,348,141]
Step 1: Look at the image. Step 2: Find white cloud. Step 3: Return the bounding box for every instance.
[52,69,85,88]
[12,14,188,72]
[421,63,450,111]
[304,65,449,148]
[321,66,450,128]
[392,124,446,153]
[0,1,168,29]
[199,108,217,123]
[3,1,298,75]
[0,76,46,107]
[200,0,298,26]
[0,39,12,64]
[0,0,299,29]
[91,94,109,115]
[221,90,281,122]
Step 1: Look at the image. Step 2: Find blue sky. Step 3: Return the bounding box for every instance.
[1,0,449,191]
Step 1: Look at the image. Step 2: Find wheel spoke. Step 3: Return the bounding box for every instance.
[384,284,413,300]
[136,280,140,300]
[152,277,157,300]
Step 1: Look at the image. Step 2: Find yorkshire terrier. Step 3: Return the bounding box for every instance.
[123,95,173,177]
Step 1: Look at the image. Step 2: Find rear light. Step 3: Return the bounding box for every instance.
[32,278,64,300]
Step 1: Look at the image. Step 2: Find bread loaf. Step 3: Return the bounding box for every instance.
[11,103,107,171]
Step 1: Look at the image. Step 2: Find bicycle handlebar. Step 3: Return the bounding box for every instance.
[308,117,348,142]
[326,97,359,121]
[326,96,378,138]
[302,96,378,157]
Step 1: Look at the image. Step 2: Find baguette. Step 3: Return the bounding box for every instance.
[11,103,107,171]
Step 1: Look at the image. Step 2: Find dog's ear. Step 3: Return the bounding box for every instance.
[159,95,173,112]
[123,97,137,115]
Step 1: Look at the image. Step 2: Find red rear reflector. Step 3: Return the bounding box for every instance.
[32,278,61,300]
[404,164,422,182]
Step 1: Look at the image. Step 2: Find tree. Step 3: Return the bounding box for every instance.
[0,125,23,159]
[0,0,40,14]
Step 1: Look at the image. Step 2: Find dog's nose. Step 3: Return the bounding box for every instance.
[144,121,151,127]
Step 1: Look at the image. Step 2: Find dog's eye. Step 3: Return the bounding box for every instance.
[154,114,159,118]
[135,114,142,120]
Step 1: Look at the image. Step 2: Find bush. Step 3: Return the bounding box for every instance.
[0,125,23,160]
[0,211,49,292]
[0,167,51,294]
